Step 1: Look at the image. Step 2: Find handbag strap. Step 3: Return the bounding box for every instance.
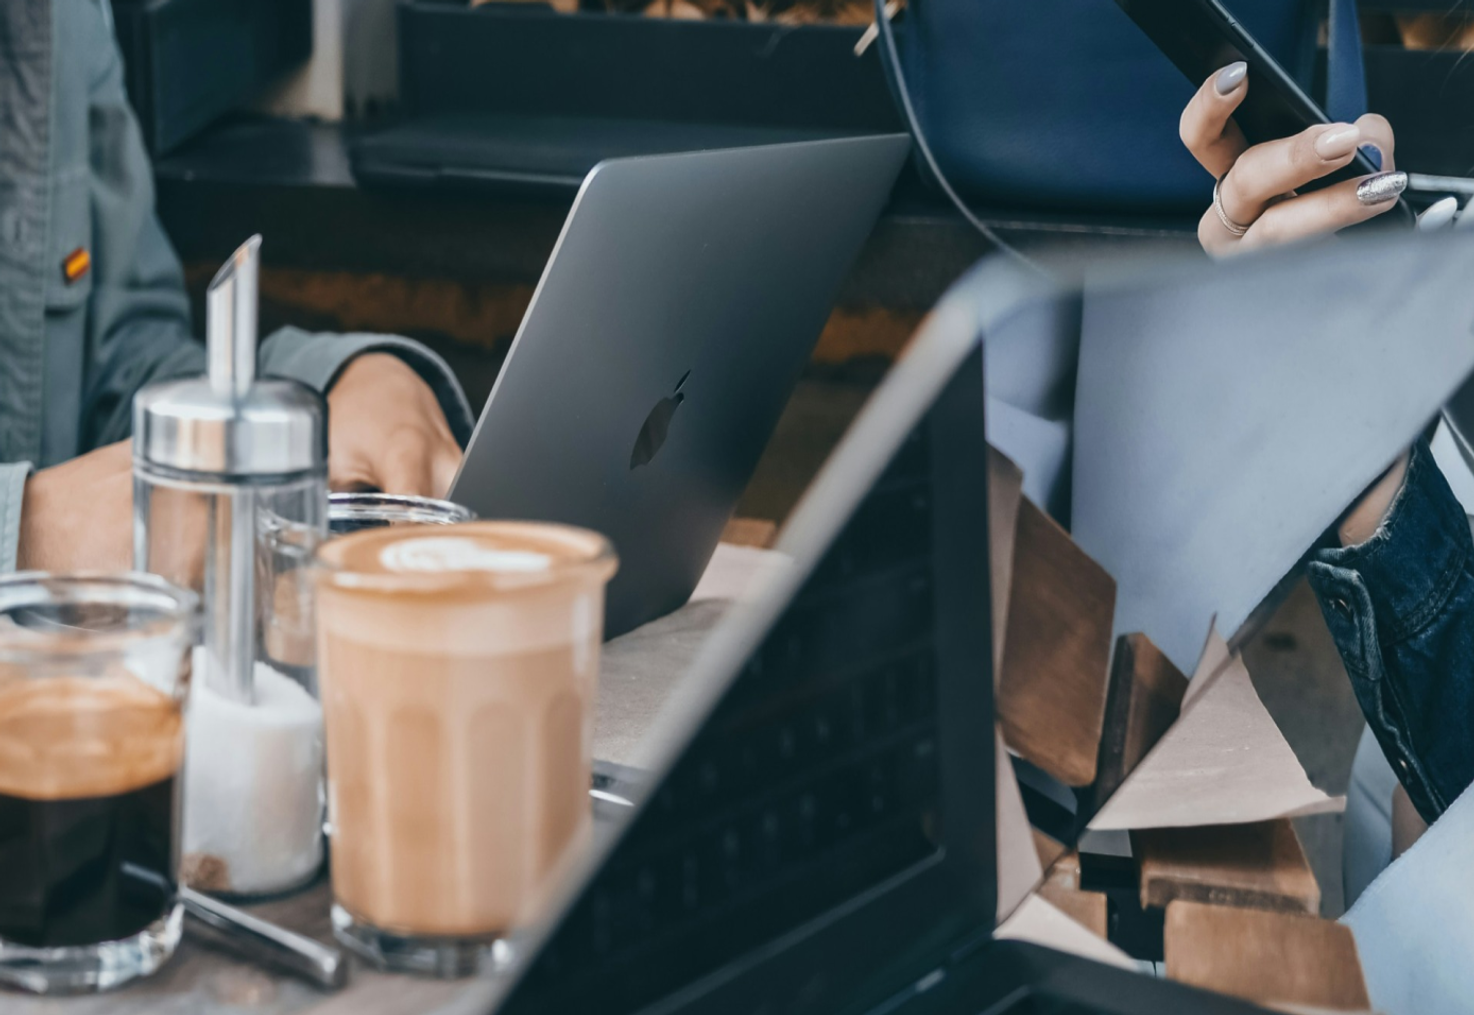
[871,0,1046,275]
[1325,0,1368,126]
[874,0,1368,260]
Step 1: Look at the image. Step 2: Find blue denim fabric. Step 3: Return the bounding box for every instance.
[1308,439,1474,823]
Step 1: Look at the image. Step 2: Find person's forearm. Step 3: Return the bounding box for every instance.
[1338,451,1410,547]
[1309,439,1474,823]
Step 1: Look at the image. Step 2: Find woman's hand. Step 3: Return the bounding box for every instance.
[1181,62,1406,256]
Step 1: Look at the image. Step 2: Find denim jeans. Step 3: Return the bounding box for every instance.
[1308,439,1474,823]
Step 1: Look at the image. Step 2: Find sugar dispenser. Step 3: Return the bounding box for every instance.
[133,235,328,897]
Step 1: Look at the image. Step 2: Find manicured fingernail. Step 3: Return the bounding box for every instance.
[1357,171,1407,205]
[1215,61,1248,95]
[1315,124,1361,159]
[1418,196,1459,232]
[1457,197,1474,229]
[1360,144,1383,171]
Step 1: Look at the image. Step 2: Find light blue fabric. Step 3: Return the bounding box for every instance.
[1342,781,1474,1014]
[979,291,1081,523]
[985,398,1069,516]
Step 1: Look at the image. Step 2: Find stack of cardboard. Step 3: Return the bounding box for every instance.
[987,448,1373,1015]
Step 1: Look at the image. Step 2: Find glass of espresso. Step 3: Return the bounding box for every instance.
[314,521,616,976]
[0,573,196,994]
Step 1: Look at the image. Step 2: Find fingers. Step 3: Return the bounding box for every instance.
[1180,62,1250,178]
[1236,171,1407,252]
[1215,113,1395,236]
[1199,204,1246,258]
[373,435,439,498]
[1419,196,1460,232]
[327,456,379,493]
[1185,63,1405,259]
[328,441,460,498]
[1353,113,1395,174]
[329,426,460,498]
[1216,122,1365,229]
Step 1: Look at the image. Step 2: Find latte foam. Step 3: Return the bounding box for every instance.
[379,536,553,575]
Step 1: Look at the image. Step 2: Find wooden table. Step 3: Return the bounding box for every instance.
[7,551,760,1015]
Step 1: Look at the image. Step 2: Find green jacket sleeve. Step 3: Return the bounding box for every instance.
[257,327,475,446]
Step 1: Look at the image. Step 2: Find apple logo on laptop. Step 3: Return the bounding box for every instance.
[630,370,690,470]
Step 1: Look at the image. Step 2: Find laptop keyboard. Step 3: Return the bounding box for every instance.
[517,427,947,1010]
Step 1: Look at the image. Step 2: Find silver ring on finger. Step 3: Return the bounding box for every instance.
[1213,176,1251,238]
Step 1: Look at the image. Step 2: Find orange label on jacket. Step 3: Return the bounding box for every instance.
[62,247,90,284]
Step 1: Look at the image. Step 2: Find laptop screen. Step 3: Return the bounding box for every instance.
[495,330,996,1015]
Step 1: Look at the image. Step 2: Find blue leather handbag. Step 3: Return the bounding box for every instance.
[874,0,1368,217]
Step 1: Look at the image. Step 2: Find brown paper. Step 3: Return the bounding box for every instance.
[995,895,1137,972]
[1088,628,1342,831]
[987,446,1024,681]
[995,728,1043,922]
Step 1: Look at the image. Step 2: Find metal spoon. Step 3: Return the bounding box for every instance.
[122,863,348,989]
[181,887,349,990]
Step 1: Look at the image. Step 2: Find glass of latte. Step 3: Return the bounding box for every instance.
[0,573,196,994]
[314,521,617,976]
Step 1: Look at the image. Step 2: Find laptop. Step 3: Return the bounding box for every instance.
[449,134,911,638]
[455,260,1264,1015]
[351,112,859,194]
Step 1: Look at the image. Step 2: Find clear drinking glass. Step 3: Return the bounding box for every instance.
[255,495,476,697]
[135,471,329,898]
[328,492,474,536]
[132,469,328,695]
[132,234,329,900]
[0,573,196,994]
[314,521,615,976]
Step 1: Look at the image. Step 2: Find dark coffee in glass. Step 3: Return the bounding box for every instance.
[0,678,181,949]
[0,574,195,995]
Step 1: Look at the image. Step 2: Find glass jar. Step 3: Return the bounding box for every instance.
[133,469,327,695]
[314,521,616,975]
[131,235,328,898]
[329,492,474,536]
[0,573,196,994]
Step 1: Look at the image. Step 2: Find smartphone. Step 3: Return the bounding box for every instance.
[1114,0,1415,227]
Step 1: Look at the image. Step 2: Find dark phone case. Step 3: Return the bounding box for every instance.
[1115,0,1414,226]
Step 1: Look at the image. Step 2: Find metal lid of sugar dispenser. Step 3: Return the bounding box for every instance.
[134,235,327,478]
